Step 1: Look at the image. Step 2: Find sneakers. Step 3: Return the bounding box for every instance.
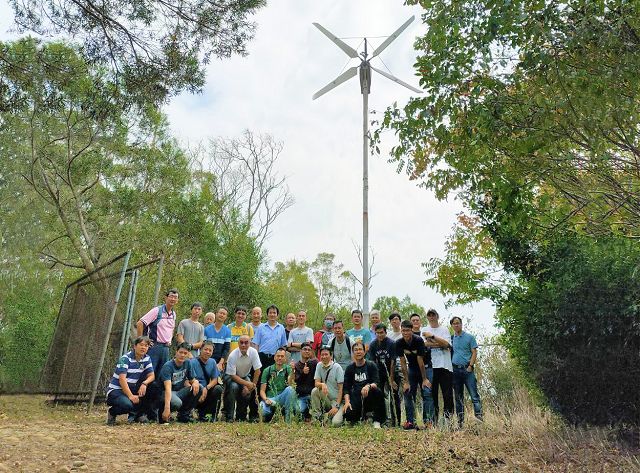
[106,412,117,426]
[402,421,416,430]
[135,415,149,424]
[373,421,381,429]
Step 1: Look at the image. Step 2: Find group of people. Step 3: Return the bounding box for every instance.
[106,288,483,430]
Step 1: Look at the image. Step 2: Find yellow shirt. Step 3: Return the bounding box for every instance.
[228,322,255,351]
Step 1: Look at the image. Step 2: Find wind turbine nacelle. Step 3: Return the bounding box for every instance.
[359,63,371,95]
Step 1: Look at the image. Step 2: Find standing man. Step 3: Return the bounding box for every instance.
[387,312,403,342]
[288,310,314,363]
[329,320,352,371]
[313,313,335,357]
[106,336,155,425]
[293,342,318,420]
[224,335,262,422]
[386,312,404,426]
[396,320,433,430]
[343,341,386,427]
[204,306,231,373]
[136,288,178,381]
[228,305,254,351]
[422,309,454,423]
[367,323,398,426]
[450,317,483,424]
[368,309,382,340]
[249,306,263,335]
[159,342,199,423]
[284,312,296,341]
[311,347,344,426]
[176,302,205,358]
[346,309,372,349]
[189,340,223,422]
[252,304,287,370]
[259,347,295,422]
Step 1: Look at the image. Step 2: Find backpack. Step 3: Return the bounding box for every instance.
[143,305,165,342]
[329,336,351,354]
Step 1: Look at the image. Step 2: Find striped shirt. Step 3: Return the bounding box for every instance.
[106,351,153,395]
[228,322,255,351]
[204,323,232,361]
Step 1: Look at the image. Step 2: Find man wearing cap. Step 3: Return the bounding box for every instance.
[189,340,223,422]
[224,335,262,422]
[176,302,205,358]
[450,316,483,424]
[311,346,344,426]
[293,341,318,420]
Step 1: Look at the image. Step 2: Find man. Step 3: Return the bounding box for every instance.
[346,309,372,349]
[287,310,314,363]
[136,288,178,381]
[224,335,262,422]
[284,312,296,340]
[311,347,344,426]
[176,302,205,358]
[204,312,215,326]
[252,304,287,369]
[228,305,254,351]
[396,320,433,430]
[343,341,386,427]
[204,306,231,372]
[422,309,454,423]
[411,312,432,370]
[367,323,398,426]
[293,342,318,420]
[189,340,224,422]
[106,336,154,425]
[368,309,381,340]
[387,312,403,342]
[249,306,262,334]
[259,347,295,422]
[159,342,199,423]
[329,320,352,371]
[313,313,335,357]
[450,316,483,424]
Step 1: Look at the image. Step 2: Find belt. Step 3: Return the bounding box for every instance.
[260,353,275,358]
[453,364,468,369]
[152,341,171,347]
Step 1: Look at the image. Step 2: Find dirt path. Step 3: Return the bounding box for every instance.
[0,395,636,472]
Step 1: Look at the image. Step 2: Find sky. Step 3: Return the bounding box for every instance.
[0,1,497,334]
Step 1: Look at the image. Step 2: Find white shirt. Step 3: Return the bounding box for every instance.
[226,346,262,378]
[424,325,453,372]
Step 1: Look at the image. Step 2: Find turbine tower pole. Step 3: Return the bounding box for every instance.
[360,39,370,319]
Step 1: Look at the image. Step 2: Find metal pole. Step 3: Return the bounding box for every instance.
[362,40,370,325]
[118,270,137,358]
[87,250,131,413]
[127,269,140,346]
[153,254,164,306]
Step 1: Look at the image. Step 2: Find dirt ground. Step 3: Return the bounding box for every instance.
[0,395,637,472]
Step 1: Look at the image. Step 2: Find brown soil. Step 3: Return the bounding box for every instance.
[0,395,637,472]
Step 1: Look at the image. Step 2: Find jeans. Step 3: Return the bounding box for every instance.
[223,374,256,422]
[147,344,169,380]
[432,367,454,421]
[106,390,150,418]
[453,366,483,423]
[404,367,435,425]
[297,393,311,418]
[167,386,197,421]
[260,385,295,422]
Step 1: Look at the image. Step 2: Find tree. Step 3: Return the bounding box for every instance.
[263,259,320,324]
[195,130,294,250]
[372,295,425,319]
[5,0,266,105]
[309,253,349,314]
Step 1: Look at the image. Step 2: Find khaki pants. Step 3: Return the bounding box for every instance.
[310,387,343,426]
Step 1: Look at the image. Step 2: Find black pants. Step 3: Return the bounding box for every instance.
[343,387,386,424]
[196,385,223,420]
[389,368,403,427]
[432,367,454,420]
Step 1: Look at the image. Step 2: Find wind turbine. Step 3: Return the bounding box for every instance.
[312,17,422,322]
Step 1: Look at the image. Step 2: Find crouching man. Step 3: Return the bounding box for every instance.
[259,347,295,422]
[224,335,262,422]
[310,346,344,426]
[106,336,155,425]
[343,341,386,428]
[159,342,199,423]
[189,340,224,422]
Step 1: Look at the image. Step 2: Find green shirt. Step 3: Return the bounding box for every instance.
[261,364,292,398]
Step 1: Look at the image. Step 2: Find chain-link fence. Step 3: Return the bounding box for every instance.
[40,252,163,410]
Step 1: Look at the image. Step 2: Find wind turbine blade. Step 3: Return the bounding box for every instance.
[371,16,415,58]
[370,65,423,94]
[312,67,358,100]
[313,22,359,59]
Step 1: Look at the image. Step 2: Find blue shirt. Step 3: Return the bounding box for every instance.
[106,351,153,395]
[451,331,478,366]
[204,323,232,361]
[346,327,372,346]
[189,357,220,386]
[159,359,193,391]
[253,322,287,355]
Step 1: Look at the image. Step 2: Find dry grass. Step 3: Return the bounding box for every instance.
[0,394,637,472]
